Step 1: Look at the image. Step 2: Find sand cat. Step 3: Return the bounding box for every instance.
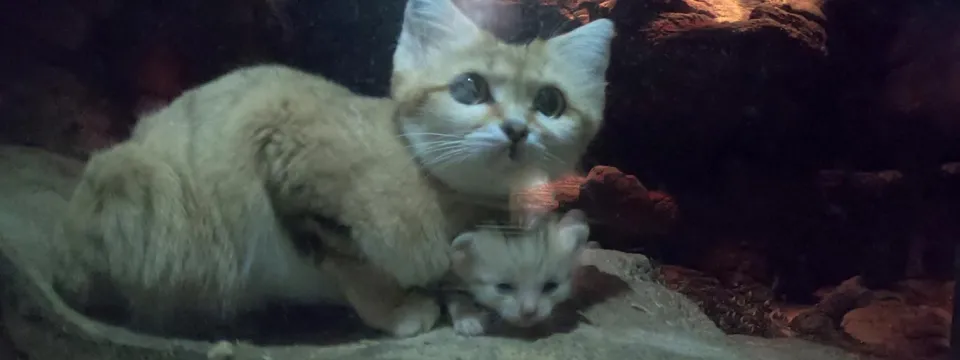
[442,208,590,336]
[51,0,614,338]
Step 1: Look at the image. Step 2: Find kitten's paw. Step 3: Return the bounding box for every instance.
[452,315,486,336]
[389,293,441,337]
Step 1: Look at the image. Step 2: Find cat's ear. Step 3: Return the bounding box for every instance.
[553,209,590,254]
[545,19,616,82]
[393,0,483,73]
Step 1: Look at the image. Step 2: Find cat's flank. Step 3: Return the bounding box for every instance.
[443,209,590,336]
[52,0,614,337]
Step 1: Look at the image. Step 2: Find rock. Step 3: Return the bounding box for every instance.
[784,276,954,360]
[842,301,951,359]
[6,247,861,360]
[525,166,678,250]
[657,264,778,337]
[0,308,25,360]
[571,166,678,241]
[133,42,186,115]
[593,0,829,191]
[0,1,92,51]
[827,0,960,168]
[0,65,120,159]
[513,165,678,250]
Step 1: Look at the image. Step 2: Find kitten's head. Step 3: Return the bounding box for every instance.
[450,209,590,327]
[391,0,615,196]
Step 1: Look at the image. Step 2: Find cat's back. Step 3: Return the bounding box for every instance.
[130,64,357,159]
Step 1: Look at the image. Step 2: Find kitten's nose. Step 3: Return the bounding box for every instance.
[520,308,537,320]
[500,120,529,143]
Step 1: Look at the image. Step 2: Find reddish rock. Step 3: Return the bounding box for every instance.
[787,276,954,360]
[657,264,778,337]
[455,0,614,41]
[578,165,678,232]
[514,165,677,249]
[842,301,951,360]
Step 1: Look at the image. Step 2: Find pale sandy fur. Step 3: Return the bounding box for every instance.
[48,0,615,337]
[54,65,488,335]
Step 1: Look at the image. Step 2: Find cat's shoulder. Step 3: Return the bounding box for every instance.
[203,64,354,102]
[144,64,353,122]
[131,64,354,142]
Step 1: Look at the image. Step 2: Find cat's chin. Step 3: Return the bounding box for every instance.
[431,149,558,196]
[425,159,515,197]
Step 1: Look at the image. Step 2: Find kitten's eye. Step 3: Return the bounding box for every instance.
[495,283,514,293]
[449,72,491,105]
[542,281,559,293]
[533,86,566,118]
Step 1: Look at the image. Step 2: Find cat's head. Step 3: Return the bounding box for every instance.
[449,209,590,327]
[390,0,615,196]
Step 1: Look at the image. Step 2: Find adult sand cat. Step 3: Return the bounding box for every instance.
[52,0,614,337]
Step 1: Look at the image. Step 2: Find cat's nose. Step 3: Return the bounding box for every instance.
[500,120,529,143]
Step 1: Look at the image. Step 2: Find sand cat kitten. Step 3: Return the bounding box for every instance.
[52,0,614,338]
[443,209,590,336]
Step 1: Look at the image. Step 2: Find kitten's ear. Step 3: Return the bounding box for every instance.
[450,231,477,265]
[393,0,483,73]
[545,19,616,82]
[554,209,590,254]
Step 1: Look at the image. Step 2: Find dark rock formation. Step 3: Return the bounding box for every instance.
[592,0,830,190]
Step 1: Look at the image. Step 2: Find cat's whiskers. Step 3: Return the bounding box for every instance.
[542,150,566,167]
[398,132,464,139]
[408,140,463,152]
[529,141,567,168]
[425,146,473,169]
[419,150,467,170]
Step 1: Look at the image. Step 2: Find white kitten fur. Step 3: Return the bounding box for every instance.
[446,209,590,334]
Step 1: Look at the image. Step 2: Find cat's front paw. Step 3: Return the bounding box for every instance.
[452,314,487,336]
[388,292,441,337]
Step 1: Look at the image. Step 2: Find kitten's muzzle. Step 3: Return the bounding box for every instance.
[515,308,540,324]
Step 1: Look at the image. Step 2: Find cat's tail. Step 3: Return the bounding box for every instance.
[0,233,217,359]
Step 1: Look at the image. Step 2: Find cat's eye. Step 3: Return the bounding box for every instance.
[542,281,559,293]
[495,283,514,293]
[533,86,566,118]
[449,72,491,105]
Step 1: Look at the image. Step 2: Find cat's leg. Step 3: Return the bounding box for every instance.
[444,292,489,336]
[321,256,440,337]
[254,123,453,289]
